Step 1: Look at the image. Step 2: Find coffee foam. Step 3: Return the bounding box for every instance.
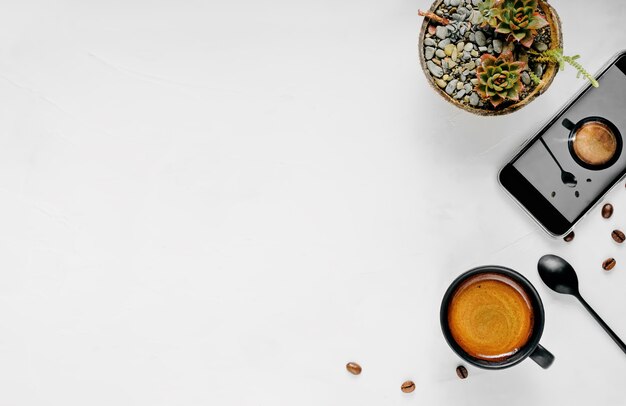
[573,121,617,166]
[447,273,534,362]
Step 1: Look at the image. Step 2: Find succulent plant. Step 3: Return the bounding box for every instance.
[478,0,501,28]
[475,52,526,107]
[490,0,548,47]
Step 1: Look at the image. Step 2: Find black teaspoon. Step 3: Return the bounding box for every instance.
[538,254,626,355]
[539,138,578,188]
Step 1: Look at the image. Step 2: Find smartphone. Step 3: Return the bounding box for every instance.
[499,51,626,237]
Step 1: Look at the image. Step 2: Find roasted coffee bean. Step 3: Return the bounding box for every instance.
[401,380,415,393]
[345,362,362,375]
[612,230,625,243]
[603,258,616,271]
[602,203,614,219]
[563,231,575,242]
[456,365,468,379]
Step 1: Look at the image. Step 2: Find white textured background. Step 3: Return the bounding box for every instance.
[0,1,625,404]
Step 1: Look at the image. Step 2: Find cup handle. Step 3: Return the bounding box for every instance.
[562,118,575,131]
[529,343,555,369]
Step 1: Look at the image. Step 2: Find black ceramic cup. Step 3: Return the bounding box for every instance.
[440,266,554,369]
[563,116,622,170]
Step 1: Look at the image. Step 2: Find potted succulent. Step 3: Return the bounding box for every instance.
[418,0,597,115]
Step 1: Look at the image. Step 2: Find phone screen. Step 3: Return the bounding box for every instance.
[510,58,626,224]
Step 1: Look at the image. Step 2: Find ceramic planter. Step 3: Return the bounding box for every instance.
[418,0,563,115]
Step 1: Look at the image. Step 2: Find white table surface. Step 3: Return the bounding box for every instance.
[1,1,626,404]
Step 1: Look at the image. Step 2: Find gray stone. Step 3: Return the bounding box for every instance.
[445,79,459,95]
[442,60,449,70]
[464,42,474,52]
[438,38,451,49]
[436,26,448,40]
[534,63,544,78]
[478,46,488,52]
[462,51,471,61]
[436,49,446,59]
[475,31,487,46]
[470,78,479,85]
[452,13,462,21]
[454,89,466,99]
[436,10,444,16]
[493,39,503,54]
[444,0,450,5]
[427,60,444,78]
[521,71,531,85]
[469,92,480,106]
[424,38,436,47]
[425,47,435,60]
[457,9,470,21]
[450,0,461,6]
[460,25,467,36]
[464,83,472,93]
[469,33,475,42]
[470,10,482,25]
[472,0,480,5]
[460,74,467,82]
[534,42,548,52]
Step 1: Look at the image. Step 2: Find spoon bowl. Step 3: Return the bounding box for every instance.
[561,171,578,188]
[537,254,626,355]
[539,138,578,188]
[537,254,579,296]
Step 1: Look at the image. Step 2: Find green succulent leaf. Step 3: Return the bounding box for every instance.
[475,52,526,107]
[480,0,547,47]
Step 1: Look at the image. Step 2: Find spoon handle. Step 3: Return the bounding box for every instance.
[539,138,565,172]
[577,295,626,355]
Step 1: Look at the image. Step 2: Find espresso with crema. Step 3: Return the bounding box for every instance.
[447,273,534,362]
[572,121,618,166]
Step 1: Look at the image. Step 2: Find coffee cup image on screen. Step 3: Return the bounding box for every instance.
[513,64,626,223]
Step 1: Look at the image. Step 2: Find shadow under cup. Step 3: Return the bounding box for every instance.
[440,266,554,370]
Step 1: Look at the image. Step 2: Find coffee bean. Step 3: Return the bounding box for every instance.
[456,365,468,379]
[612,229,625,243]
[345,362,362,375]
[401,380,415,393]
[603,257,616,271]
[563,231,575,242]
[602,203,614,219]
